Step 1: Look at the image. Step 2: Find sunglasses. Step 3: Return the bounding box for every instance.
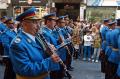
[48,18,57,21]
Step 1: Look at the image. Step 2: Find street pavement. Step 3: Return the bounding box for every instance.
[69,59,105,79]
[0,59,105,79]
[0,64,5,79]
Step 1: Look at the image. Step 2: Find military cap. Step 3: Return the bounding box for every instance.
[1,16,8,20]
[103,19,109,22]
[64,15,68,18]
[5,18,14,24]
[14,6,20,9]
[16,7,40,21]
[43,13,57,20]
[116,18,120,26]
[108,21,116,26]
[64,15,69,21]
[57,16,65,20]
[57,16,66,23]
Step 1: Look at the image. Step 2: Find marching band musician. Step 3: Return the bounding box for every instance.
[99,19,109,73]
[115,29,120,79]
[9,7,60,79]
[0,16,8,56]
[1,18,17,79]
[0,16,8,31]
[108,19,120,79]
[64,15,73,36]
[56,16,74,71]
[104,21,116,79]
[41,14,67,79]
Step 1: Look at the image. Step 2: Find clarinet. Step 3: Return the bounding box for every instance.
[36,33,72,79]
[54,26,72,57]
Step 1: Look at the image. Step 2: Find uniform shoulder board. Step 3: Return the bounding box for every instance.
[14,37,21,44]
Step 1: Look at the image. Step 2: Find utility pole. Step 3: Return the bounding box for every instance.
[47,0,53,13]
[7,0,14,17]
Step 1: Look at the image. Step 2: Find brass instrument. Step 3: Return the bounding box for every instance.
[36,33,72,79]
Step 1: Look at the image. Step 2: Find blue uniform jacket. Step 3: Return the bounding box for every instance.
[108,28,120,64]
[65,26,73,36]
[9,32,60,78]
[117,34,120,76]
[118,32,120,52]
[0,22,6,32]
[58,27,69,41]
[42,27,67,61]
[1,28,17,55]
[101,26,109,51]
[0,23,7,43]
[58,27,74,54]
[105,29,113,57]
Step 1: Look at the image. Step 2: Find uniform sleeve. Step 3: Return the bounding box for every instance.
[111,30,119,48]
[43,31,61,49]
[9,43,60,77]
[105,32,109,46]
[1,34,11,55]
[101,28,105,41]
[118,36,120,50]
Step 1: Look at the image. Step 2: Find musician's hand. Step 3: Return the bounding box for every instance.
[61,42,65,46]
[51,53,60,63]
[66,37,72,42]
[49,44,56,51]
[68,35,72,40]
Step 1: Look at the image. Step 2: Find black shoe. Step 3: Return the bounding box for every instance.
[69,66,74,69]
[67,67,74,71]
[68,68,73,71]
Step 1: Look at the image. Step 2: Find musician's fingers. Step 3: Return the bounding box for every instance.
[51,54,60,62]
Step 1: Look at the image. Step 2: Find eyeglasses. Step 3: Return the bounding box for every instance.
[48,18,56,21]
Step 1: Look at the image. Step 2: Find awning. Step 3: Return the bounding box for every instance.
[87,0,119,6]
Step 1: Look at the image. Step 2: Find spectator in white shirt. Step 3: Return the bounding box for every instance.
[83,30,92,61]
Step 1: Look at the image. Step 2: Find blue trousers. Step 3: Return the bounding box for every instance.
[83,46,91,59]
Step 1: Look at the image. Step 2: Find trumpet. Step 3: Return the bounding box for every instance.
[36,33,72,79]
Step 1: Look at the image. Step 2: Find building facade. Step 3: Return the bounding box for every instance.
[0,0,10,17]
[7,0,86,21]
[86,0,120,22]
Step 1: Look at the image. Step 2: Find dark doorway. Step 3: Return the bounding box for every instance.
[55,3,80,20]
[1,11,7,17]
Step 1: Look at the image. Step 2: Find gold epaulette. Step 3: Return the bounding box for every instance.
[16,72,48,79]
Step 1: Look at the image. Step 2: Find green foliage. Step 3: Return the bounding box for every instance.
[86,7,116,22]
[88,16,101,23]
